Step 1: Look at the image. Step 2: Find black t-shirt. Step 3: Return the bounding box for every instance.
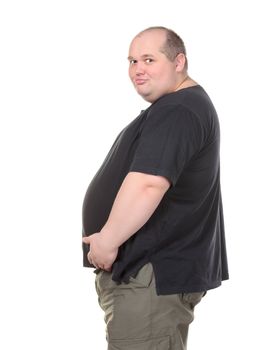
[82,85,229,295]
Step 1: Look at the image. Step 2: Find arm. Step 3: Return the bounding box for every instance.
[82,171,170,270]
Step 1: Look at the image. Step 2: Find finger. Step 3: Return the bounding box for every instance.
[83,236,90,244]
[87,252,93,265]
[92,261,98,268]
[103,264,112,272]
[88,253,98,269]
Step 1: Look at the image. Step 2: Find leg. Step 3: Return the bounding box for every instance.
[95,263,205,350]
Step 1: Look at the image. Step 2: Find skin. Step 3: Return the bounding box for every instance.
[82,29,197,271]
[128,30,189,103]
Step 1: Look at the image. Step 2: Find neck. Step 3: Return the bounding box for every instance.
[174,75,189,92]
[174,75,198,92]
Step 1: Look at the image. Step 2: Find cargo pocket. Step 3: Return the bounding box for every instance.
[109,335,170,350]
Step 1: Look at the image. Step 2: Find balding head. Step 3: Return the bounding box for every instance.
[134,26,188,69]
[128,27,188,103]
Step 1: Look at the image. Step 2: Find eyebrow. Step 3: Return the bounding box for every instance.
[127,54,155,60]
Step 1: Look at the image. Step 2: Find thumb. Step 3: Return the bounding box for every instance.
[82,236,90,244]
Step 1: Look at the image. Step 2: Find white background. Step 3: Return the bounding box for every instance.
[0,0,259,349]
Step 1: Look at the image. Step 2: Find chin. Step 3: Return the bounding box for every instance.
[138,93,154,103]
[144,96,156,103]
[139,91,162,103]
[136,89,153,103]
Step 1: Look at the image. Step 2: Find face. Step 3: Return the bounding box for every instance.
[128,30,180,103]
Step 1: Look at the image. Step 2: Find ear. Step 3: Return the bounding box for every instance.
[175,53,186,72]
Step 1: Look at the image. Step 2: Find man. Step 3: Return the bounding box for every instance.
[82,26,229,350]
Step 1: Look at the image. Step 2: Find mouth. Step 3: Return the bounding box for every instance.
[134,79,147,86]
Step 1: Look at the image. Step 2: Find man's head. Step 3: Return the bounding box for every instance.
[128,27,188,103]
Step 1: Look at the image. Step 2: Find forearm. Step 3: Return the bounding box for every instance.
[100,172,170,248]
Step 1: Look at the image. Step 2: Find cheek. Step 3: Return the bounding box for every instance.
[159,69,174,84]
[128,67,134,81]
[148,66,165,80]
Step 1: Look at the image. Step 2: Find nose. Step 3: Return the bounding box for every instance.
[134,61,145,75]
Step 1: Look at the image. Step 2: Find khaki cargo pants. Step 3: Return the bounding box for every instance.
[95,263,205,350]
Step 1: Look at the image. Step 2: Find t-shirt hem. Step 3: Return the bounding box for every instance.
[155,280,227,295]
[157,276,230,295]
[129,165,177,186]
[151,261,229,295]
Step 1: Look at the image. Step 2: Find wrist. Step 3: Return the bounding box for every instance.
[100,227,120,249]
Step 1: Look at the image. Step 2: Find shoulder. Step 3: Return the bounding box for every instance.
[147,86,217,130]
[151,85,212,112]
[147,97,199,127]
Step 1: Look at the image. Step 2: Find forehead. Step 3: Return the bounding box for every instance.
[128,30,166,57]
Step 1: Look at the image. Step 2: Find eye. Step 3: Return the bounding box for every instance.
[145,58,154,63]
[129,59,137,65]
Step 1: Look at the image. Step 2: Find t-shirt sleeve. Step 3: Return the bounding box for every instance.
[129,104,204,186]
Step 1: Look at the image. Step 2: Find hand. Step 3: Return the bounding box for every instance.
[82,232,118,271]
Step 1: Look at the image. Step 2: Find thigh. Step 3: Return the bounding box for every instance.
[95,264,205,350]
[95,264,154,341]
[151,291,204,349]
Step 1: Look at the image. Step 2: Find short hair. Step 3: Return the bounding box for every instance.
[138,26,188,69]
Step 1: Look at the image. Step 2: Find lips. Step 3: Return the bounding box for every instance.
[134,79,147,85]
